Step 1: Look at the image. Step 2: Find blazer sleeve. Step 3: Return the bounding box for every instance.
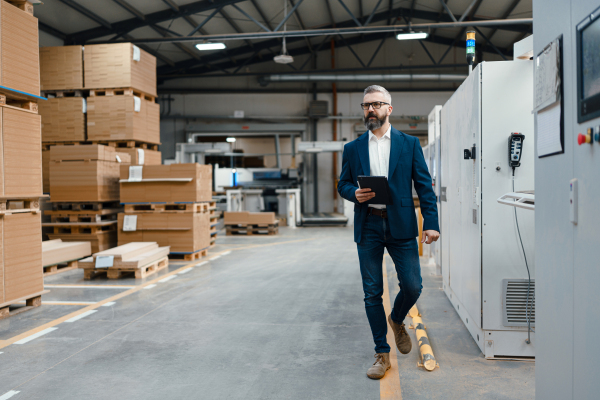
[337,143,359,204]
[411,138,440,232]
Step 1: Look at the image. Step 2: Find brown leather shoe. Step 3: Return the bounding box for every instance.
[388,314,412,354]
[366,353,391,380]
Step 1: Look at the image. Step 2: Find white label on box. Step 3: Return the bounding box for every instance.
[132,45,141,62]
[123,215,138,231]
[137,149,145,165]
[82,98,87,114]
[95,256,114,268]
[134,96,141,112]
[234,110,245,118]
[129,166,143,182]
[116,155,122,163]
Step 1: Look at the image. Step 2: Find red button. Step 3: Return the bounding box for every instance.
[578,133,591,145]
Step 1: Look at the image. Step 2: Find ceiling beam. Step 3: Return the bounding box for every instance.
[65,0,248,44]
[57,0,112,29]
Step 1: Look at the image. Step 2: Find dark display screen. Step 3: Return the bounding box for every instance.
[581,16,600,99]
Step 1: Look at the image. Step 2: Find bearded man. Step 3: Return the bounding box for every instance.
[337,85,440,380]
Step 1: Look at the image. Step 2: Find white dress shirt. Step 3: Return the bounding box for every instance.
[367,125,391,209]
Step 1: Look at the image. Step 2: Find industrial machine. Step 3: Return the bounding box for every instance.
[534,1,600,397]
[441,57,535,359]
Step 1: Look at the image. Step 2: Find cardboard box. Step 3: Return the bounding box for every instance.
[39,45,84,91]
[224,212,277,226]
[39,97,86,142]
[0,2,39,95]
[118,212,210,253]
[118,148,162,165]
[84,43,157,97]
[49,145,130,202]
[1,107,42,197]
[87,95,160,144]
[48,231,116,254]
[42,239,91,267]
[0,212,44,305]
[120,163,212,203]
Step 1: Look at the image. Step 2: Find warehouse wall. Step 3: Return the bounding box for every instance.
[159,90,452,212]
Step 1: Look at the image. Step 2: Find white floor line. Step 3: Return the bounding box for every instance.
[178,267,193,274]
[158,275,177,283]
[221,251,231,256]
[64,310,97,323]
[209,255,221,261]
[44,285,135,289]
[143,284,157,290]
[15,328,58,345]
[0,390,20,400]
[15,301,97,305]
[195,261,209,267]
[101,302,116,307]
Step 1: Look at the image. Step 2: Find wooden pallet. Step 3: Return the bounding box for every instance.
[123,202,210,213]
[0,197,40,215]
[169,248,208,261]
[42,141,160,151]
[45,207,121,217]
[43,260,79,276]
[88,88,156,102]
[0,94,38,114]
[226,226,278,236]
[44,221,117,235]
[49,211,119,223]
[42,89,86,98]
[51,201,121,212]
[225,222,279,229]
[82,256,169,280]
[0,294,43,321]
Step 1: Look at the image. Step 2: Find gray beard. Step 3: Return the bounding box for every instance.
[364,114,387,131]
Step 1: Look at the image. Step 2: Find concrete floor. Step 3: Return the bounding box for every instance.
[0,226,534,400]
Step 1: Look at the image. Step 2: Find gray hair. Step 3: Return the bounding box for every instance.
[363,85,392,105]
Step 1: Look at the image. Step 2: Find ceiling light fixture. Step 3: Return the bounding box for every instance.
[226,137,236,143]
[396,32,429,41]
[274,0,294,64]
[196,42,227,51]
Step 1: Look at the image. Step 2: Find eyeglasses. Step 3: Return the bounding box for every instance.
[360,102,390,110]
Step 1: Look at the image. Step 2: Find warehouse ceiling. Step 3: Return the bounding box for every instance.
[36,0,532,91]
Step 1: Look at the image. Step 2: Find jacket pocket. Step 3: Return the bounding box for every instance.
[400,198,414,207]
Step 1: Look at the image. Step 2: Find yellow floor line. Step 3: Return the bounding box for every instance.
[380,257,403,400]
[0,240,312,349]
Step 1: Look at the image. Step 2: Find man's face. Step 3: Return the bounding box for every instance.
[363,91,392,131]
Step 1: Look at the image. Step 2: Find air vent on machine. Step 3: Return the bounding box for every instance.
[502,279,535,327]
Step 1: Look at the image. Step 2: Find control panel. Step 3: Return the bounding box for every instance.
[577,125,600,145]
[509,132,525,168]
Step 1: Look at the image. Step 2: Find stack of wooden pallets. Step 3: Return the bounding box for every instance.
[0,0,47,319]
[118,164,213,261]
[39,42,162,195]
[78,242,169,280]
[224,212,279,236]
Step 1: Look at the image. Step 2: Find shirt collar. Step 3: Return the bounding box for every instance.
[368,125,392,142]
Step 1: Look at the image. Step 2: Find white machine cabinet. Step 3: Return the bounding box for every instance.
[276,189,301,228]
[427,105,443,274]
[441,60,535,359]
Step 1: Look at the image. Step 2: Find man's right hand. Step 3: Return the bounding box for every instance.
[356,188,376,203]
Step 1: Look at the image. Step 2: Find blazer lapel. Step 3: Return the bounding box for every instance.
[388,127,406,179]
[358,132,370,176]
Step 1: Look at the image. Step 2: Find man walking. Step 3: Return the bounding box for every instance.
[338,85,440,380]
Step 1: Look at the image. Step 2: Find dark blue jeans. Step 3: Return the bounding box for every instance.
[357,213,422,354]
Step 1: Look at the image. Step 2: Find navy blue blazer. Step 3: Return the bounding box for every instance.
[337,126,440,243]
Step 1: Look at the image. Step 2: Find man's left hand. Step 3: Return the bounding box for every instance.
[422,230,440,244]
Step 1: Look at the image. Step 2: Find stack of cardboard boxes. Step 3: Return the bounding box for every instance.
[223,212,279,236]
[39,42,162,194]
[0,1,45,316]
[39,43,162,252]
[118,164,214,260]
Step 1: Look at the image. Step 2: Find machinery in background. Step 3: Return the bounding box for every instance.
[440,47,535,359]
[427,106,443,274]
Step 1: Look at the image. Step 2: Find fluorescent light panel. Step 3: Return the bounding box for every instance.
[196,43,226,51]
[226,137,236,143]
[396,32,429,40]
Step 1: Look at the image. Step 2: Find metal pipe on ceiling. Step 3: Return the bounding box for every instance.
[90,18,533,44]
[259,73,467,85]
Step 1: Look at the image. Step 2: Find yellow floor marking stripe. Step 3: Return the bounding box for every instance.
[0,240,311,349]
[380,257,403,400]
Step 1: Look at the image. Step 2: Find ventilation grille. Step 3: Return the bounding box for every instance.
[502,279,535,327]
[308,101,329,118]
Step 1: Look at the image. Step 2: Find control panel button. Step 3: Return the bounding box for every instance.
[578,133,591,145]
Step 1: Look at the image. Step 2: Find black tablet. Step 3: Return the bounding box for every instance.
[357,176,393,205]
